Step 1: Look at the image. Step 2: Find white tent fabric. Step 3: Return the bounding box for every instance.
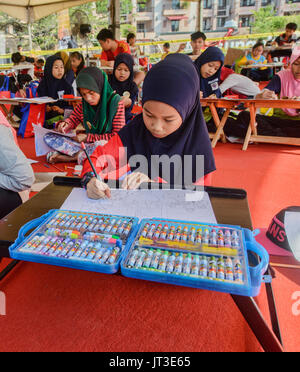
[0,0,97,22]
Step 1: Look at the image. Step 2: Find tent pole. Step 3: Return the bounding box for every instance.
[28,22,33,51]
[109,0,120,40]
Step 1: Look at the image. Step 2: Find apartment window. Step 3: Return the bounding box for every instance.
[239,16,251,27]
[203,18,212,31]
[137,22,145,33]
[137,2,146,12]
[240,0,255,6]
[218,0,227,9]
[171,20,180,32]
[172,0,180,9]
[217,17,226,28]
[203,0,212,8]
[261,0,272,5]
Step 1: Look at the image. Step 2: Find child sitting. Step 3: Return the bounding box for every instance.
[37,55,74,128]
[194,46,225,133]
[224,47,300,138]
[108,53,139,124]
[70,52,85,77]
[44,67,125,164]
[237,42,271,82]
[81,54,215,199]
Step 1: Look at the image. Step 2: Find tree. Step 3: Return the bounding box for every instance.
[252,5,300,34]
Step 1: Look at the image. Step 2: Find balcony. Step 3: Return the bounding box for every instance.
[162,1,188,16]
[163,8,187,16]
[136,6,154,22]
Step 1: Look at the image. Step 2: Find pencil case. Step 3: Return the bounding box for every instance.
[9,209,139,274]
[121,218,270,297]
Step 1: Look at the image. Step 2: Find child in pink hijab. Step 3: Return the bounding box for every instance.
[224,47,300,138]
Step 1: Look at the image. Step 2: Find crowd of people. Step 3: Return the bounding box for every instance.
[1,22,300,216]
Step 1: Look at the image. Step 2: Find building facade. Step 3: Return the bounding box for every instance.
[131,0,300,39]
[202,0,300,32]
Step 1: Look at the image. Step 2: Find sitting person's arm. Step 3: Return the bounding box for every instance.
[0,126,35,193]
[56,102,83,133]
[236,55,250,67]
[255,75,281,99]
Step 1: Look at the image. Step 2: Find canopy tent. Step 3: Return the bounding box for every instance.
[0,0,121,49]
[0,0,97,23]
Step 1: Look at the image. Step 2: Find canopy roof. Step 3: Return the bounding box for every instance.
[0,0,97,23]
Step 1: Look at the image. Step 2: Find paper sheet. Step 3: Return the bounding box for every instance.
[33,124,76,157]
[284,211,300,262]
[60,188,217,224]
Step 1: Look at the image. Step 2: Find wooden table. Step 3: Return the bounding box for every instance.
[0,181,284,352]
[239,62,284,76]
[0,97,59,128]
[201,98,300,150]
[242,98,300,150]
[201,98,241,148]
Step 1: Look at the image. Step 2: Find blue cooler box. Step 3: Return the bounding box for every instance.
[9,209,139,274]
[121,218,269,297]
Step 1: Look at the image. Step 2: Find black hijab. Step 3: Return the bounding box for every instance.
[194,46,224,98]
[108,53,138,99]
[118,53,216,186]
[37,55,73,99]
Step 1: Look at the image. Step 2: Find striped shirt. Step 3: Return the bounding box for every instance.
[63,101,126,143]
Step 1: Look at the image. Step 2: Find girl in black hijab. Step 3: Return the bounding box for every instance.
[81,54,216,199]
[108,53,139,124]
[37,55,73,126]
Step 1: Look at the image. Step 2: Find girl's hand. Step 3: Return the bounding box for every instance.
[120,96,132,108]
[76,133,88,143]
[56,121,69,133]
[259,89,277,100]
[121,172,152,190]
[87,178,111,199]
[200,91,203,99]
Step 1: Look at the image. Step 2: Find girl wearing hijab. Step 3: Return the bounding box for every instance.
[55,51,75,86]
[224,47,300,138]
[194,46,225,133]
[80,54,216,199]
[44,67,125,164]
[108,53,139,124]
[37,55,74,127]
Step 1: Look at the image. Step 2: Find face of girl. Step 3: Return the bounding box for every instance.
[115,63,130,82]
[52,60,64,79]
[292,57,300,80]
[71,56,82,70]
[79,88,101,106]
[200,61,221,79]
[252,46,264,58]
[143,100,183,139]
